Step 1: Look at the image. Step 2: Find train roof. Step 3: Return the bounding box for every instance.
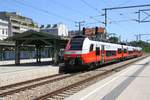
[71,35,142,49]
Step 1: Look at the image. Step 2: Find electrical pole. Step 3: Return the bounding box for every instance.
[138,34,150,41]
[102,4,150,40]
[101,9,108,39]
[119,35,121,42]
[147,40,150,42]
[104,9,107,28]
[134,34,139,41]
[104,9,107,39]
[139,34,141,41]
[75,21,85,35]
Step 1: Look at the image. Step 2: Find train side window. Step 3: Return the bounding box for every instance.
[118,48,122,54]
[90,44,94,52]
[96,47,100,55]
[124,49,127,53]
[129,51,133,54]
[106,51,116,57]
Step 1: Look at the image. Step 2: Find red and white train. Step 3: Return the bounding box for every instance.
[64,35,143,70]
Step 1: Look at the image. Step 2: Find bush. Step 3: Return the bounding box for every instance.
[129,41,150,53]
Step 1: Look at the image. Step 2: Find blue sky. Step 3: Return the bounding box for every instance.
[0,0,150,42]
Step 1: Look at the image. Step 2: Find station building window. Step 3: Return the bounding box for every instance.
[2,29,4,34]
[6,30,8,35]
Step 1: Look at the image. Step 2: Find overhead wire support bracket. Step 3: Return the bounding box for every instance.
[102,4,150,27]
[138,9,150,23]
[102,4,150,10]
[102,4,150,39]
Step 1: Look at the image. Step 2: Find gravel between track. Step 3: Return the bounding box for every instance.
[2,56,148,100]
[3,70,105,100]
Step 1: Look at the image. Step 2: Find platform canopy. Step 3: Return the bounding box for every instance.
[6,30,68,65]
[7,30,68,46]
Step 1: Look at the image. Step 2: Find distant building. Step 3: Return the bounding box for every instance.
[0,19,9,40]
[0,12,39,37]
[40,23,68,36]
[68,30,79,37]
[84,27,105,39]
[84,27,105,36]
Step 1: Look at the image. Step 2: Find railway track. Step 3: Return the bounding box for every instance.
[0,55,148,100]
[0,73,73,97]
[35,55,149,100]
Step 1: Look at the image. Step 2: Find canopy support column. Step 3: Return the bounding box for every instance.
[36,45,38,63]
[15,41,20,65]
[53,40,59,65]
[36,45,41,63]
[39,46,41,63]
[0,47,2,61]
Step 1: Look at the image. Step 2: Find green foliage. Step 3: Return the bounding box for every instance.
[108,36,119,43]
[129,40,150,53]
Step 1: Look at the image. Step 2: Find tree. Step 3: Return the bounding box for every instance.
[108,36,119,43]
[129,40,150,53]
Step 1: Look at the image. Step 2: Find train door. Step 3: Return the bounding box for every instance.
[121,45,123,58]
[96,46,100,62]
[101,45,105,63]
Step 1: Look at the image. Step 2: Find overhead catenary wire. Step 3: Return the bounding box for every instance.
[49,0,104,24]
[48,0,105,28]
[13,0,76,22]
[109,12,137,23]
[84,21,101,27]
[14,0,103,28]
[108,17,130,34]
[101,0,138,32]
[3,0,56,23]
[80,0,101,13]
[101,0,114,7]
[79,0,107,27]
[48,0,90,17]
[89,16,104,24]
[116,0,134,6]
[109,19,135,23]
[0,0,21,11]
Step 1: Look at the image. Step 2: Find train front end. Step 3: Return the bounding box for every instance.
[64,36,85,68]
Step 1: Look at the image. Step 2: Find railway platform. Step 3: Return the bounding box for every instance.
[0,58,59,87]
[0,58,52,66]
[65,56,150,100]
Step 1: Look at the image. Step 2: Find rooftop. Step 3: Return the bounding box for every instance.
[0,12,32,22]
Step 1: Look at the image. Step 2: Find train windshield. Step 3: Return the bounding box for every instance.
[70,36,85,50]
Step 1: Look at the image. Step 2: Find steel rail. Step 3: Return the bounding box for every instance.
[35,55,149,100]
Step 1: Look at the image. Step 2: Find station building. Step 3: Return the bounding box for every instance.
[40,23,68,37]
[0,11,39,37]
[0,19,9,40]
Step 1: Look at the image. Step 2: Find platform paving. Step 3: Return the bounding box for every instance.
[65,56,150,100]
[0,58,59,87]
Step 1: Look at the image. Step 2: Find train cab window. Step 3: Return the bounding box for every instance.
[124,49,127,53]
[96,47,100,55]
[70,36,85,50]
[90,44,94,52]
[118,48,122,54]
